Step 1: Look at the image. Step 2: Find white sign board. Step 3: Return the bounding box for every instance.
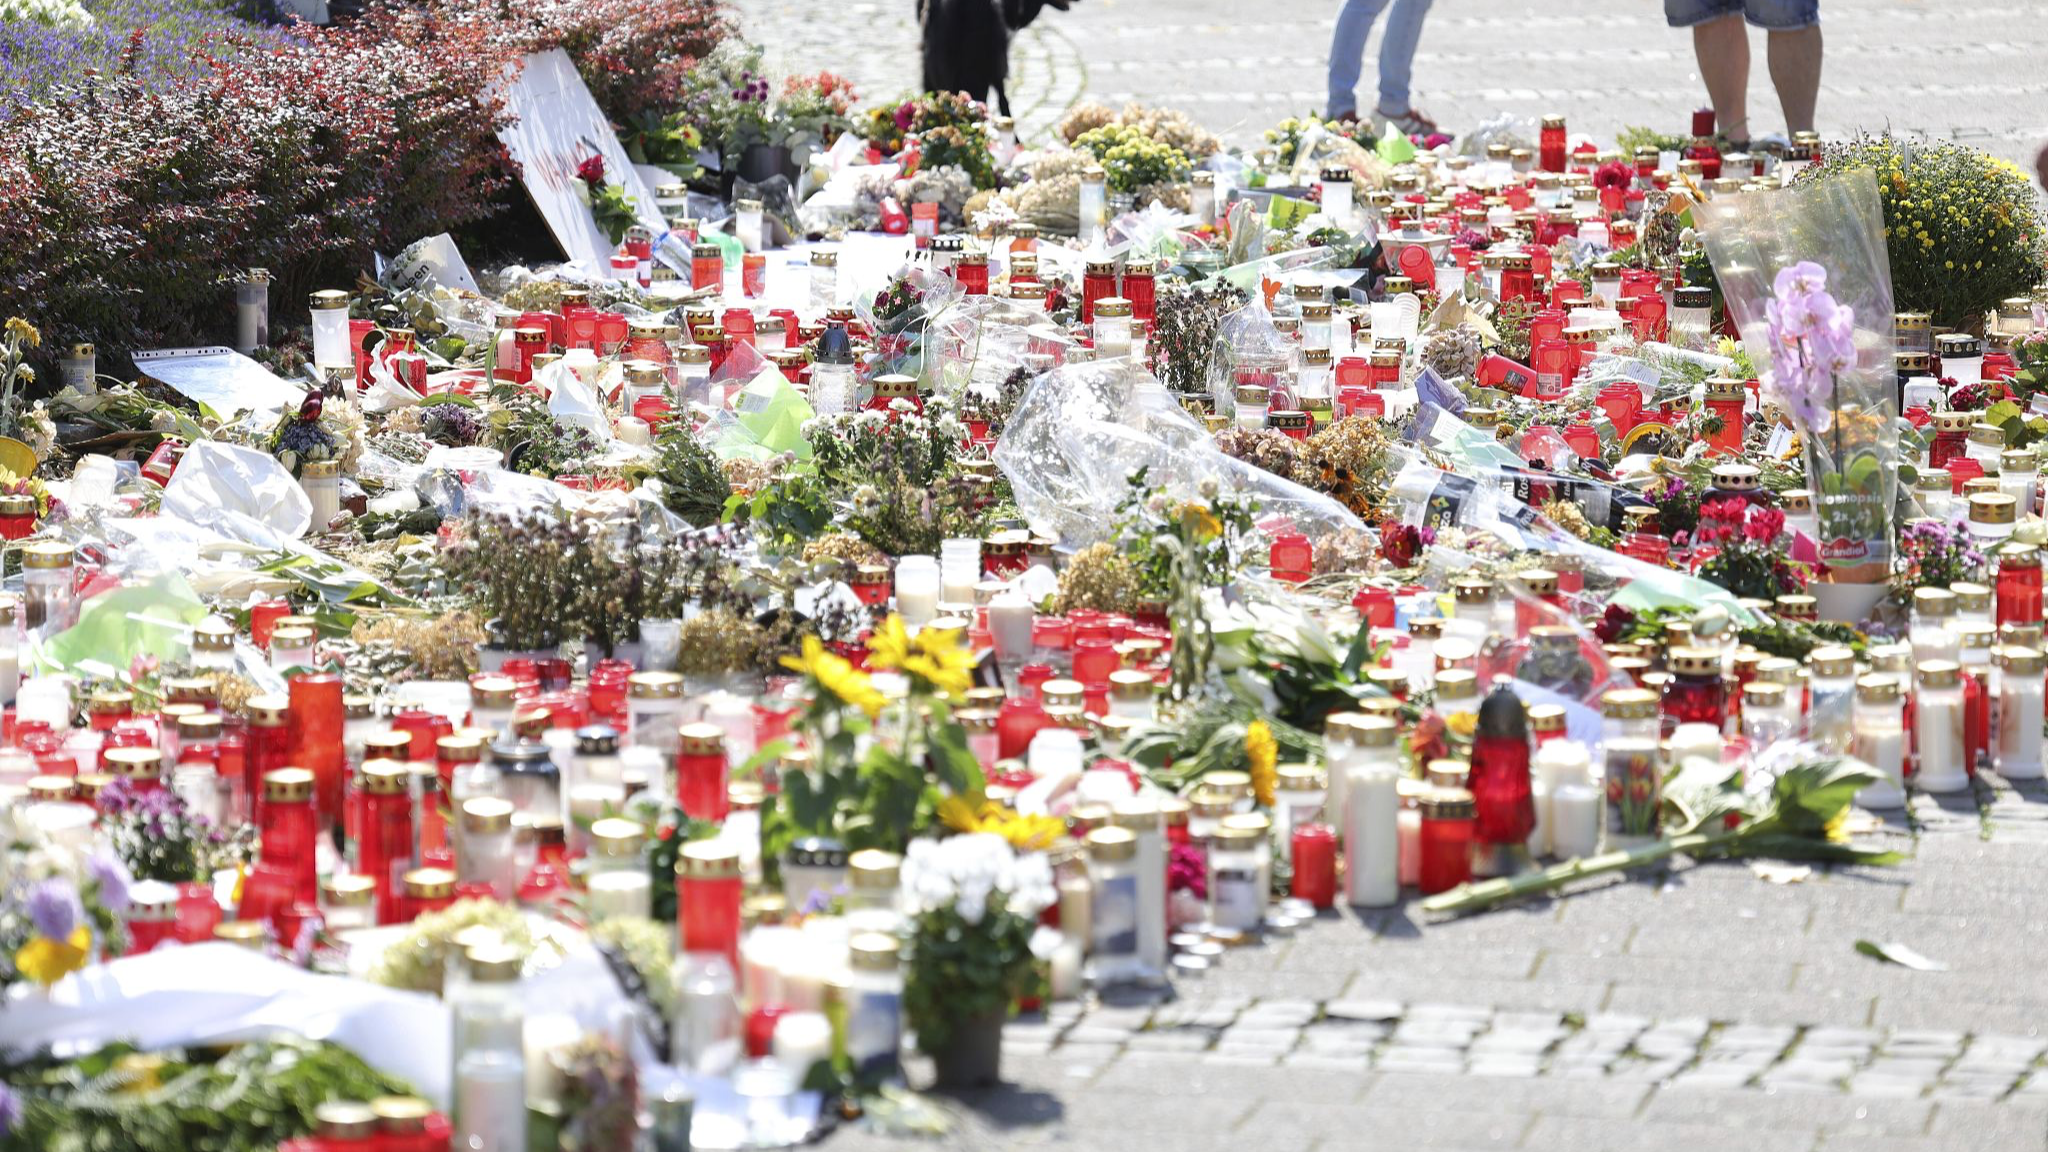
[132,346,306,420]
[494,49,665,269]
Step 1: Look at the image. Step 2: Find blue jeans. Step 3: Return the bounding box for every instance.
[1327,0,1434,120]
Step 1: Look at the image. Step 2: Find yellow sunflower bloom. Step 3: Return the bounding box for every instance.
[780,636,886,719]
[865,614,915,674]
[4,317,40,350]
[1245,719,1279,807]
[936,793,984,834]
[908,633,977,699]
[16,926,91,986]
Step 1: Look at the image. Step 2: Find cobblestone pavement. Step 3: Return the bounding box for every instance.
[731,0,2048,165]
[723,2,2048,1147]
[808,778,2048,1150]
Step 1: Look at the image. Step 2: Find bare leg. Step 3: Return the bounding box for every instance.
[1766,24,1822,135]
[1691,12,1752,145]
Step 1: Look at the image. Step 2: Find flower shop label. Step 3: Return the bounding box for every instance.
[494,50,665,269]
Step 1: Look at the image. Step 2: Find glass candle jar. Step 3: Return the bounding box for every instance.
[1915,660,1968,792]
[679,841,744,974]
[1234,384,1269,433]
[627,672,685,759]
[260,767,320,906]
[1660,647,1727,730]
[1998,645,2045,780]
[675,722,730,824]
[1191,171,1216,227]
[124,878,181,955]
[2000,450,2038,516]
[1998,544,2043,627]
[1205,824,1267,935]
[1078,165,1107,245]
[1928,410,1973,472]
[357,761,414,925]
[1092,296,1133,358]
[1341,719,1402,907]
[587,823,653,923]
[1846,674,1907,808]
[1969,493,2018,545]
[1417,787,1476,895]
[1538,113,1567,173]
[459,797,519,899]
[1939,332,1984,386]
[21,541,75,637]
[1085,826,1141,983]
[308,289,352,369]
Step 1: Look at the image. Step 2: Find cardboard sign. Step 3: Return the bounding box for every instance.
[378,233,479,296]
[494,50,665,269]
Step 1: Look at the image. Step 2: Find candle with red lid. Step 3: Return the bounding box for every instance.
[678,840,744,973]
[676,722,730,823]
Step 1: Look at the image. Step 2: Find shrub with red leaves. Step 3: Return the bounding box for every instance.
[0,6,521,366]
[511,0,729,122]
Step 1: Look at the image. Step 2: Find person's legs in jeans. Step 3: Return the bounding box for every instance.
[1750,0,1822,134]
[1667,0,1751,145]
[1372,0,1433,118]
[1328,0,1393,119]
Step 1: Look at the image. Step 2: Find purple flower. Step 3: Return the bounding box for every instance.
[26,878,80,941]
[0,1082,20,1140]
[1764,260,1856,430]
[87,851,132,916]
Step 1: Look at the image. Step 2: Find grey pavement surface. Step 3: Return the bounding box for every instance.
[725,1,2048,1146]
[732,0,2048,165]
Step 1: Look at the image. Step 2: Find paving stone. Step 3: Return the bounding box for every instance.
[1373,1047,1472,1074]
[1322,998,1405,1023]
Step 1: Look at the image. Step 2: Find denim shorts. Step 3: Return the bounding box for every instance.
[1664,0,1819,29]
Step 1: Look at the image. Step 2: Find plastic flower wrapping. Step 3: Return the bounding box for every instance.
[1698,169,1900,584]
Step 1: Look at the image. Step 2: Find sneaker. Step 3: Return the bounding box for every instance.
[1371,104,1439,138]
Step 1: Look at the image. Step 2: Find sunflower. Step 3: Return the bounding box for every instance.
[780,635,886,719]
[937,795,1066,849]
[867,613,977,698]
[4,317,40,350]
[1244,719,1278,807]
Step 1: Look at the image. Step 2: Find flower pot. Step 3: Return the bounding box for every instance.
[926,1009,1006,1090]
[1810,580,1889,624]
[736,142,795,186]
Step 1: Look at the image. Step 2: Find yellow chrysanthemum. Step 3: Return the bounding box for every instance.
[1245,719,1278,807]
[780,635,886,719]
[1444,709,1479,740]
[16,926,91,986]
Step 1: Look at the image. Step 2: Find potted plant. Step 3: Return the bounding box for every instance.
[440,510,579,668]
[899,832,1055,1088]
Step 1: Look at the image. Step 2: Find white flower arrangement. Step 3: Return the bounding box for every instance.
[0,0,92,28]
[901,833,1055,926]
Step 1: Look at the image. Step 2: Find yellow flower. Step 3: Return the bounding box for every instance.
[1245,719,1278,807]
[868,613,977,698]
[4,317,40,350]
[936,795,1066,849]
[866,614,914,674]
[780,635,886,719]
[1444,709,1478,740]
[1177,501,1222,542]
[16,926,91,986]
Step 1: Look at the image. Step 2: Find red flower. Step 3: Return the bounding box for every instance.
[1700,497,1750,526]
[1593,602,1636,643]
[575,154,606,186]
[1379,520,1426,567]
[1593,160,1633,192]
[1744,506,1786,543]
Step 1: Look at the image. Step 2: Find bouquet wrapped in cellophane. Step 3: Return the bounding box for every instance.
[1696,170,1898,594]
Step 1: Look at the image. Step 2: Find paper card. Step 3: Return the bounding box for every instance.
[1765,424,1795,458]
[378,233,479,295]
[132,346,305,420]
[494,49,666,269]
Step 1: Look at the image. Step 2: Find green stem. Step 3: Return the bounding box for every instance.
[1419,827,1740,915]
